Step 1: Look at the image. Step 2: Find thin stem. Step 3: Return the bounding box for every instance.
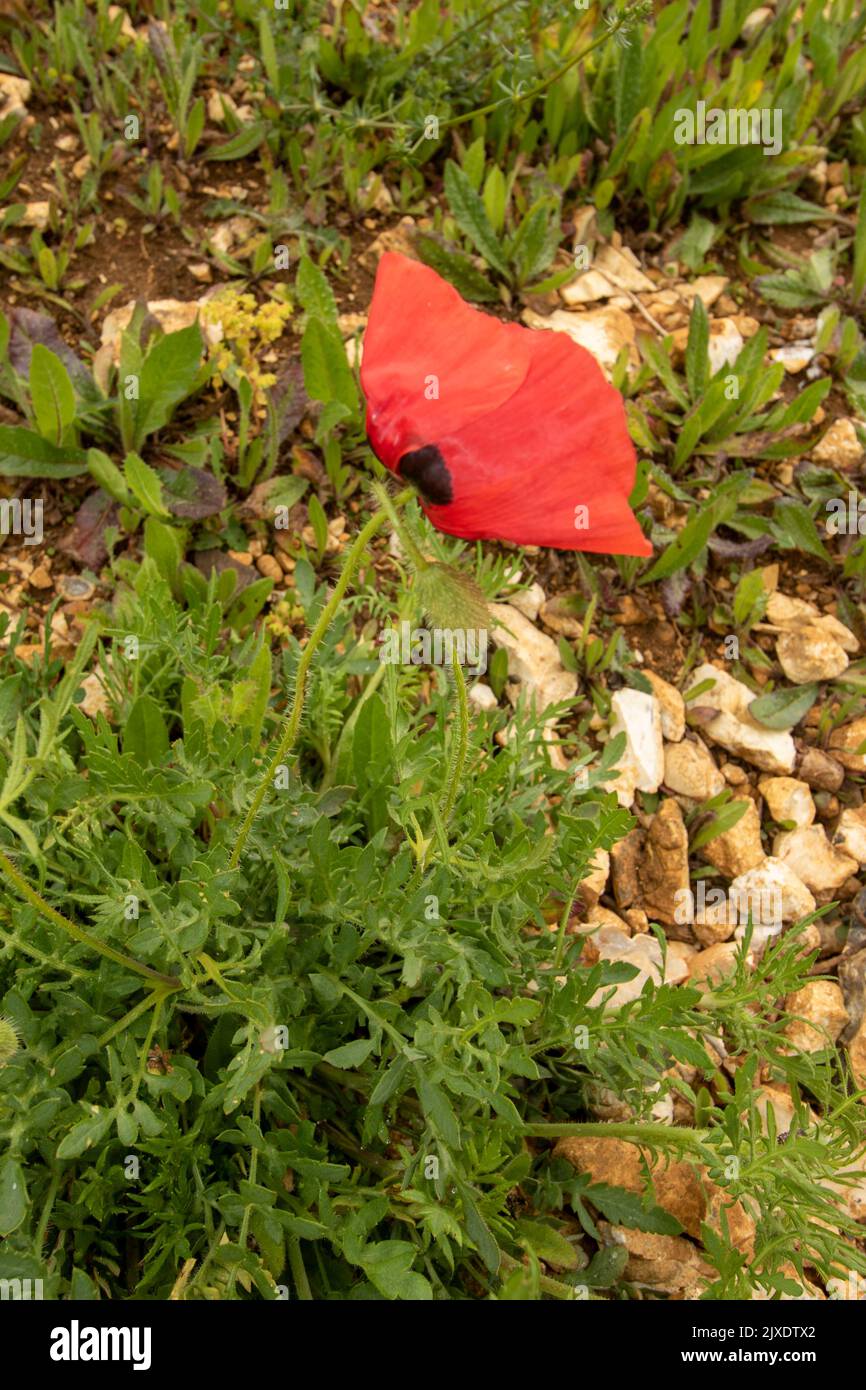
[288,1237,313,1301]
[520,1121,709,1155]
[371,482,428,572]
[435,6,636,134]
[228,1083,262,1297]
[229,489,413,870]
[439,660,469,827]
[0,847,180,988]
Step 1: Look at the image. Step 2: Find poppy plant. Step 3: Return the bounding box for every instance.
[361,251,652,557]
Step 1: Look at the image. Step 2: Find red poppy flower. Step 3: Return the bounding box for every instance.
[361,252,651,556]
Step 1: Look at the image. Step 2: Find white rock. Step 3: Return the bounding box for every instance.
[0,74,30,117]
[488,603,577,770]
[770,344,814,374]
[678,275,729,310]
[707,318,744,373]
[728,857,816,924]
[561,269,618,306]
[833,807,866,865]
[508,582,546,622]
[101,297,223,360]
[685,664,796,775]
[829,716,866,773]
[663,738,724,800]
[592,243,655,293]
[773,825,859,895]
[776,625,850,683]
[645,671,685,741]
[758,777,816,828]
[763,592,859,652]
[468,683,498,711]
[21,202,50,230]
[522,306,636,376]
[609,688,664,808]
[587,926,687,1010]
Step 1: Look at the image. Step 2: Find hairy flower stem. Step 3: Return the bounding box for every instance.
[439,660,469,826]
[0,847,180,988]
[520,1120,709,1156]
[229,488,414,870]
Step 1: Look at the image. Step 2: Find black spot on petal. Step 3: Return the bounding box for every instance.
[397,444,453,506]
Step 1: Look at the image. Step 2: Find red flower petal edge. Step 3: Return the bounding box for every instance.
[361,252,652,557]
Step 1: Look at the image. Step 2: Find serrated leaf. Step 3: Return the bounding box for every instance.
[443,160,510,279]
[584,1182,683,1235]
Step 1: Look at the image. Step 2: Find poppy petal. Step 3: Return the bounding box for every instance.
[361,252,651,557]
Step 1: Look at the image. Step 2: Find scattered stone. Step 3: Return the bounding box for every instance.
[78,671,112,719]
[729,858,816,924]
[256,554,282,582]
[759,776,816,828]
[829,717,866,774]
[0,74,30,118]
[358,216,417,271]
[71,153,92,180]
[555,1136,753,1260]
[58,575,96,602]
[593,242,655,293]
[700,798,765,878]
[622,907,649,934]
[784,981,849,1052]
[188,262,213,283]
[101,297,223,360]
[645,671,685,741]
[770,343,814,374]
[579,849,610,909]
[210,214,255,256]
[639,798,690,927]
[585,904,631,933]
[812,417,863,470]
[21,201,50,230]
[663,737,725,800]
[671,317,743,373]
[833,807,866,865]
[797,746,845,792]
[721,762,748,785]
[764,593,859,653]
[522,305,637,375]
[685,663,796,774]
[608,688,664,807]
[28,563,53,590]
[509,581,545,622]
[584,923,688,1009]
[538,593,584,638]
[776,625,850,683]
[487,602,577,716]
[677,275,729,310]
[560,269,619,306]
[689,942,740,987]
[610,829,642,909]
[468,683,498,714]
[598,1224,713,1295]
[773,825,859,896]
